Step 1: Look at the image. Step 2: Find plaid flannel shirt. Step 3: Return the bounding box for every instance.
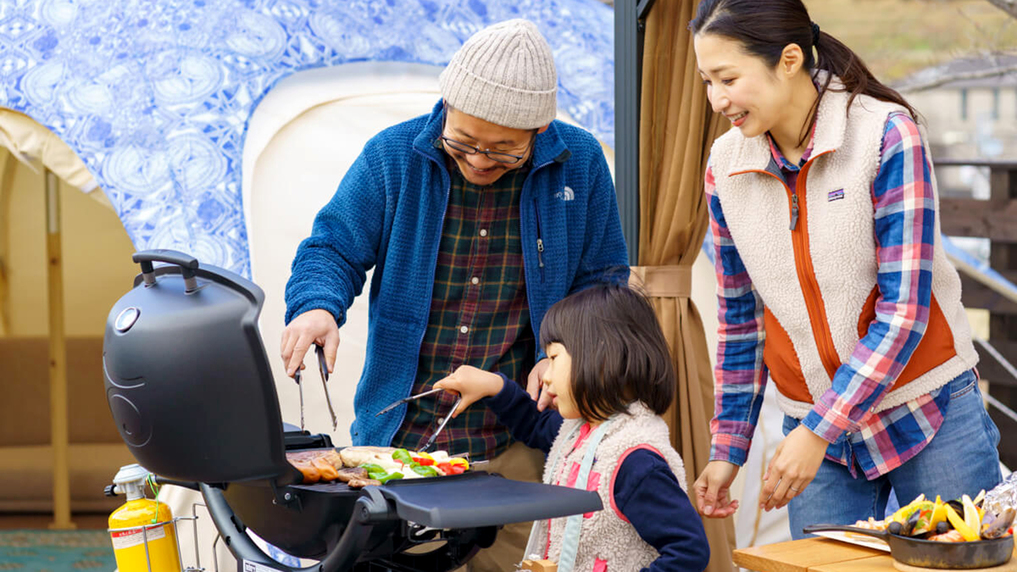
[707,113,951,480]
[391,161,534,460]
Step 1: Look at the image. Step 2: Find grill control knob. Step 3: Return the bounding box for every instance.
[114,307,140,332]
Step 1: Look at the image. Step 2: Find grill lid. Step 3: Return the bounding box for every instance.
[103,250,294,484]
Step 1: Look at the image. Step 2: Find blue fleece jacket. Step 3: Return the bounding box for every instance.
[284,100,629,446]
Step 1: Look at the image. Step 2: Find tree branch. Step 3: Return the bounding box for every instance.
[985,0,1017,19]
[899,63,1017,92]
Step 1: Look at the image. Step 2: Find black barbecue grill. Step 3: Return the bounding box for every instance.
[103,250,601,572]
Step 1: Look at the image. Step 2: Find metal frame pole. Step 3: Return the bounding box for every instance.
[614,0,657,265]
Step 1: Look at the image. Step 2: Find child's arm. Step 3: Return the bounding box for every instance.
[436,367,563,454]
[615,450,710,572]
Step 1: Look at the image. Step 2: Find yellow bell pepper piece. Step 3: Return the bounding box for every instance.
[930,496,948,528]
[449,457,469,469]
[945,504,980,541]
[890,494,927,524]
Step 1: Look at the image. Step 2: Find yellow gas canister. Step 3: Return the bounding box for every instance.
[108,464,181,572]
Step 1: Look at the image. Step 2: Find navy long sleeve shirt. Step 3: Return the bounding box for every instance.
[485,378,710,572]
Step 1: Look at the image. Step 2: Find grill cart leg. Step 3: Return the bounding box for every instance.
[202,484,394,572]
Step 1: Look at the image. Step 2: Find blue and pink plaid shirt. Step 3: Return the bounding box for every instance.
[706,113,952,480]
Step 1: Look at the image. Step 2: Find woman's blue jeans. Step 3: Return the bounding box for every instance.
[784,369,1002,540]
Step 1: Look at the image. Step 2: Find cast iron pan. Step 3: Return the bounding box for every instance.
[803,524,1014,569]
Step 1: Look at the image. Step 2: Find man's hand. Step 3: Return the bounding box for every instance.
[434,365,505,418]
[526,358,552,411]
[759,424,829,511]
[694,460,741,518]
[280,309,340,377]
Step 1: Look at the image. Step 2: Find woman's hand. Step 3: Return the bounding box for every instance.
[434,365,505,418]
[694,461,741,518]
[759,425,829,511]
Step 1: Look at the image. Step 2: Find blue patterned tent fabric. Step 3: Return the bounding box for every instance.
[0,0,614,277]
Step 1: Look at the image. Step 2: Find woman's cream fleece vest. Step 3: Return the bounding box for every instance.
[708,80,977,419]
[526,403,688,572]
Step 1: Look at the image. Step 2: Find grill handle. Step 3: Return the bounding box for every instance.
[201,483,393,572]
[132,249,199,292]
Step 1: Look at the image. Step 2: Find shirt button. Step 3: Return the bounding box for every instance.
[479,229,488,237]
[471,277,479,285]
[460,325,469,334]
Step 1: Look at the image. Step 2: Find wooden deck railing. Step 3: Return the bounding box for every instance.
[936,158,1017,468]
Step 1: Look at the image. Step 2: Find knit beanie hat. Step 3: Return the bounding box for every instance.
[439,19,558,129]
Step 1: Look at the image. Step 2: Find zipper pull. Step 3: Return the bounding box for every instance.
[536,238,545,268]
[789,193,799,231]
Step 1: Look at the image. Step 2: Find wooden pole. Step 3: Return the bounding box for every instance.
[45,168,74,530]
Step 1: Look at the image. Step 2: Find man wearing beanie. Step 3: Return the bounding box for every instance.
[282,19,627,570]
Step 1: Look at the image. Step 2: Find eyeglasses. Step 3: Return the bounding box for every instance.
[439,135,531,164]
[439,105,534,164]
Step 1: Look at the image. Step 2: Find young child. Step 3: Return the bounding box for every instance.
[435,284,710,572]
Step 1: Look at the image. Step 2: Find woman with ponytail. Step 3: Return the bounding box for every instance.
[689,0,1001,538]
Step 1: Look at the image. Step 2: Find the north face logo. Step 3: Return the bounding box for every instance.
[555,186,575,201]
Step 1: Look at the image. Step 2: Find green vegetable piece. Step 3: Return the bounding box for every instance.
[410,463,439,477]
[392,449,414,465]
[378,472,404,484]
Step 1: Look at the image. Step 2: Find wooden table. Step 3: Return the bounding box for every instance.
[733,537,896,572]
[734,538,1017,572]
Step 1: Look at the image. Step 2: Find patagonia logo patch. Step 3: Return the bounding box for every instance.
[828,189,845,202]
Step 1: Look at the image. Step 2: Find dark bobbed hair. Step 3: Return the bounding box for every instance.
[689,0,918,144]
[539,283,675,422]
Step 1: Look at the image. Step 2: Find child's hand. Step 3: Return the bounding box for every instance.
[434,365,505,418]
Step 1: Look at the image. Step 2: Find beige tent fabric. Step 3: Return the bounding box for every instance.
[0,108,109,208]
[0,109,112,336]
[631,0,734,570]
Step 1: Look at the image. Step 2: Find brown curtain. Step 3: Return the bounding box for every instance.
[630,0,734,570]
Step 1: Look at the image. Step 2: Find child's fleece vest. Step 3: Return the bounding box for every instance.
[524,403,688,572]
[708,75,977,419]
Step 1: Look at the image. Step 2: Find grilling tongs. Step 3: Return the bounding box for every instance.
[375,387,462,452]
[290,345,339,431]
[316,344,339,430]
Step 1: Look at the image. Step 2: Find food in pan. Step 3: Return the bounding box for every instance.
[286,447,470,487]
[849,491,1015,542]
